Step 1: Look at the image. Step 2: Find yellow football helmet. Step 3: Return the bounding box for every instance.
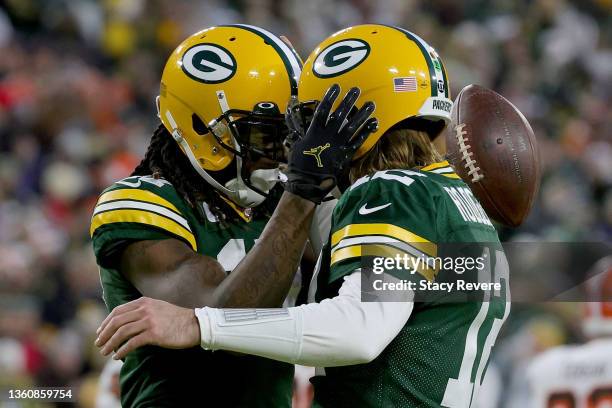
[288,24,451,160]
[157,24,302,207]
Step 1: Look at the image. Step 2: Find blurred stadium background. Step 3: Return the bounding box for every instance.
[0,0,609,406]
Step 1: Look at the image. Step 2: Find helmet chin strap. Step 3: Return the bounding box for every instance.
[225,168,282,207]
[162,92,279,208]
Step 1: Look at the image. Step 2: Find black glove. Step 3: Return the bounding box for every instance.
[283,84,378,204]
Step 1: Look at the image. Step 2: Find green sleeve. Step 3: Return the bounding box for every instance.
[90,176,198,268]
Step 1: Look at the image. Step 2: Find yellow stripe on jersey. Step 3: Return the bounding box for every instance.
[97,189,181,214]
[421,161,461,179]
[330,244,437,281]
[330,245,362,265]
[421,161,451,171]
[90,209,197,251]
[331,223,436,257]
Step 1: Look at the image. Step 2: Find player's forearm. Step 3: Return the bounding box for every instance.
[195,297,411,367]
[211,192,315,308]
[120,239,226,309]
[196,272,414,367]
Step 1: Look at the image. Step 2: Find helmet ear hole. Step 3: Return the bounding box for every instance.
[192,114,209,135]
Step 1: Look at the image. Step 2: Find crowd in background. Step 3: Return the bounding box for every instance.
[0,0,610,406]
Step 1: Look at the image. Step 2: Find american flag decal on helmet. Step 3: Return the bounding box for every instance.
[393,76,418,92]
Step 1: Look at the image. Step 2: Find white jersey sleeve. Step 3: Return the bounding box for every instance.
[308,197,336,256]
[195,271,414,367]
[526,339,612,408]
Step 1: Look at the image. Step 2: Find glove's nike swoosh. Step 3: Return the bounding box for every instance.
[359,202,391,215]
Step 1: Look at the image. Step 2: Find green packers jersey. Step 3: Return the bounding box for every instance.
[312,161,510,408]
[90,175,292,407]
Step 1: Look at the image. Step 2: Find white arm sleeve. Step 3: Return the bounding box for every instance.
[195,271,414,367]
[308,197,336,256]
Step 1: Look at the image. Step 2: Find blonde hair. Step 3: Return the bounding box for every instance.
[350,128,442,182]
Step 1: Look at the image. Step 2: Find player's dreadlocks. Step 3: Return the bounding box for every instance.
[131,124,229,221]
[132,124,279,223]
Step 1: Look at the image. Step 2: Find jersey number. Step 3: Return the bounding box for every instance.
[350,169,425,191]
[441,248,510,408]
[116,175,171,189]
[547,386,612,408]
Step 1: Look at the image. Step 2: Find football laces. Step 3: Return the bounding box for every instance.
[454,123,484,182]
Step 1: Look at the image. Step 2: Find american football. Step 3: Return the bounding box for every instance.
[446,84,541,227]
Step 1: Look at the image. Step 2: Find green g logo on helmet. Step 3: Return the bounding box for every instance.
[181,43,237,84]
[313,39,370,78]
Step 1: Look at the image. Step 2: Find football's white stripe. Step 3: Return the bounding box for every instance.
[432,167,454,174]
[94,200,192,232]
[232,24,302,80]
[332,235,435,267]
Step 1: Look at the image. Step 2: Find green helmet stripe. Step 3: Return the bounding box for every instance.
[221,24,302,95]
[439,56,450,98]
[386,25,449,98]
